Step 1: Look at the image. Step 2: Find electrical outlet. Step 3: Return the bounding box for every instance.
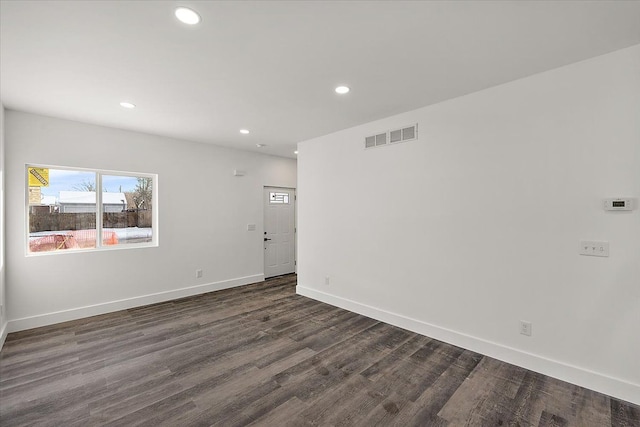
[520,321,532,336]
[196,269,203,278]
[325,276,330,285]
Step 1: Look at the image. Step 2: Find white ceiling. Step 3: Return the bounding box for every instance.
[2,1,639,159]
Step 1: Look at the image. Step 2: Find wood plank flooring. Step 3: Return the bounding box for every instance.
[1,274,638,426]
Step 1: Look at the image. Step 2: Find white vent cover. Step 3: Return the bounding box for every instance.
[364,124,418,149]
[402,126,415,140]
[390,129,402,143]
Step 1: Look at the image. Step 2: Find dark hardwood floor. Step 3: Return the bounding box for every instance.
[1,274,638,426]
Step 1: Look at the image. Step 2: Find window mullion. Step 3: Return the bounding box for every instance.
[96,172,102,248]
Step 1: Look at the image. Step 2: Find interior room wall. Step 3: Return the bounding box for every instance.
[4,111,296,333]
[297,45,640,404]
[0,105,7,347]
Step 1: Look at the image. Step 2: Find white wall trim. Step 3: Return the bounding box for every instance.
[296,285,640,406]
[0,321,8,351]
[7,274,264,334]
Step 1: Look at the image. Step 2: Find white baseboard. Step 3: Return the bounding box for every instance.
[0,321,8,351]
[296,285,640,406]
[7,274,264,334]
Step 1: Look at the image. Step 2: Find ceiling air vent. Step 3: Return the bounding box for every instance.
[364,123,418,149]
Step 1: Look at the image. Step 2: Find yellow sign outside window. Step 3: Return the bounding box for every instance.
[28,167,49,187]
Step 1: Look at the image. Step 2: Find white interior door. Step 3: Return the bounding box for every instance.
[264,187,295,278]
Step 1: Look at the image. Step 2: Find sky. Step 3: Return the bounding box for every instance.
[35,169,140,197]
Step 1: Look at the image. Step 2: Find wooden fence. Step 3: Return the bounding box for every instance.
[30,211,152,233]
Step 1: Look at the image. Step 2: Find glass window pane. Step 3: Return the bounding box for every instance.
[102,175,153,246]
[270,192,290,204]
[28,168,97,253]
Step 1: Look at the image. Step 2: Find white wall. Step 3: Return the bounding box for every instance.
[0,105,6,347]
[297,45,640,404]
[4,111,296,332]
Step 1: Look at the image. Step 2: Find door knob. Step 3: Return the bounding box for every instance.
[264,238,272,241]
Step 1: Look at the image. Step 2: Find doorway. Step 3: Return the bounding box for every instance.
[263,187,296,278]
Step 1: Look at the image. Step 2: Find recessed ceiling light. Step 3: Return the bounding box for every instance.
[120,102,136,109]
[175,7,201,25]
[294,151,299,154]
[256,144,266,148]
[240,129,250,134]
[335,86,350,94]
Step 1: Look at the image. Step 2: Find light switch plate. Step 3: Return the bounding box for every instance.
[579,240,609,257]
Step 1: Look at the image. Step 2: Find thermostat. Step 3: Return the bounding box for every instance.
[603,198,635,211]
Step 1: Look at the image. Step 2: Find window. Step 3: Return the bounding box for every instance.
[27,166,157,254]
[269,192,289,204]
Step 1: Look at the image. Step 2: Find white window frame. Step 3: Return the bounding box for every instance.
[25,164,158,256]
